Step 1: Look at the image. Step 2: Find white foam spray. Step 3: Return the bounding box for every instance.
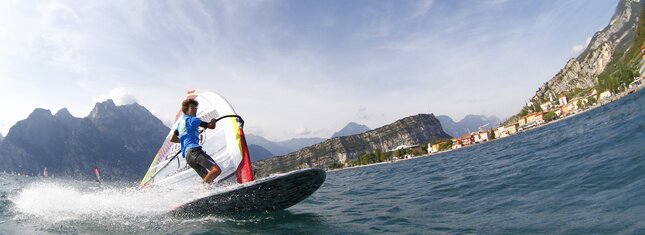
[10,179,216,223]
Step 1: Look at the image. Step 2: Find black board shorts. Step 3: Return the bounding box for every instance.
[185,147,218,179]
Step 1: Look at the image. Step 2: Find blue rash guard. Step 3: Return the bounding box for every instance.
[176,114,203,157]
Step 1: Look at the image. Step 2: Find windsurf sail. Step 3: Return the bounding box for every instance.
[140,90,254,188]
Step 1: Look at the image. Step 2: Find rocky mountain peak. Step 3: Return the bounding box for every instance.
[88,99,117,121]
[87,100,157,128]
[55,108,75,119]
[586,0,642,55]
[6,108,57,139]
[27,108,53,119]
[331,122,371,138]
[0,101,169,181]
[8,108,59,141]
[518,0,643,124]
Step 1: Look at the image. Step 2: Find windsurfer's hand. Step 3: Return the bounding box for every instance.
[208,118,216,129]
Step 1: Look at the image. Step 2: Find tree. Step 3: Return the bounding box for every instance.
[432,140,453,151]
[412,148,425,156]
[328,162,344,170]
[543,111,557,122]
[519,106,530,117]
[533,103,543,112]
[421,144,429,153]
[376,150,385,162]
[588,96,597,105]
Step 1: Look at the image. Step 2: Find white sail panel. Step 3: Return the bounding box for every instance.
[140,90,249,188]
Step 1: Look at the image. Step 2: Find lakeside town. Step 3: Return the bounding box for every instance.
[429,47,645,154]
[429,76,643,155]
[328,74,644,171]
[331,47,645,170]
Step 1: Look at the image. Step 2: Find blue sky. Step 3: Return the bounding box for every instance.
[0,0,618,141]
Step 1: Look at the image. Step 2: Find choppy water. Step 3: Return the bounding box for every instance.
[1,89,644,234]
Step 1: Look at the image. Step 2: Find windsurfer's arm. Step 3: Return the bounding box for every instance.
[170,130,180,143]
[199,118,217,129]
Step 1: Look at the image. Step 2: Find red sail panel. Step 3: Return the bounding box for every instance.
[236,127,255,183]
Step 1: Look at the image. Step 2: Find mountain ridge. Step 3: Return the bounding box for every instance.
[252,113,451,177]
[277,137,327,151]
[436,115,500,138]
[245,134,294,156]
[248,144,273,162]
[506,0,644,124]
[246,122,371,159]
[0,100,168,180]
[331,122,371,138]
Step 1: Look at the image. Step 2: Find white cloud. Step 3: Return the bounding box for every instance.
[356,107,370,120]
[150,110,176,128]
[294,127,311,136]
[571,44,585,54]
[572,36,593,55]
[95,88,138,105]
[36,2,89,74]
[0,0,619,141]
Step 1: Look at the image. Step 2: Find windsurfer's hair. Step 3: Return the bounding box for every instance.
[181,98,199,114]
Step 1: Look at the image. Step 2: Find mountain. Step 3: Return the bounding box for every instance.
[245,135,327,156]
[0,100,168,180]
[248,144,273,162]
[331,122,371,138]
[247,123,370,157]
[247,123,372,156]
[506,0,644,124]
[277,137,326,151]
[245,134,294,156]
[252,114,452,177]
[0,133,3,142]
[437,115,501,138]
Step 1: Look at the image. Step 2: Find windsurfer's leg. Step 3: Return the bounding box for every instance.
[186,149,209,179]
[196,167,209,179]
[193,150,220,184]
[203,165,221,184]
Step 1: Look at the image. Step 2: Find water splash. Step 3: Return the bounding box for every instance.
[11,179,222,223]
[4,178,249,233]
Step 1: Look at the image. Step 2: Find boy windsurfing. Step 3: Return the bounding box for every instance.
[170,98,222,183]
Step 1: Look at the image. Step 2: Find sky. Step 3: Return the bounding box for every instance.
[0,0,619,141]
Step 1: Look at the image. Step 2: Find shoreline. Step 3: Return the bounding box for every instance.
[327,84,645,173]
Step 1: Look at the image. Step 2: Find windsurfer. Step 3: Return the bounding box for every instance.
[171,98,222,184]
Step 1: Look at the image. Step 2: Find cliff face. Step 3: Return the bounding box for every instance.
[252,114,451,177]
[0,100,168,181]
[533,0,643,102]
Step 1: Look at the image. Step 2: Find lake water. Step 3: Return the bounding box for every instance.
[1,89,644,234]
